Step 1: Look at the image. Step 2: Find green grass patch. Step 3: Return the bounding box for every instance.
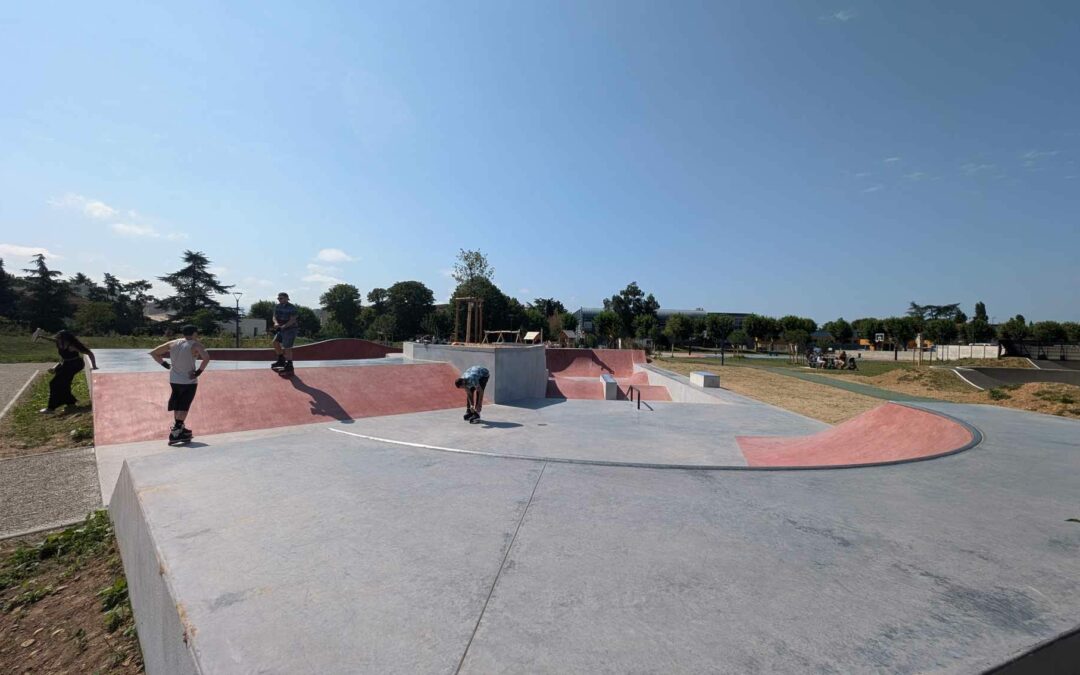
[1034,390,1077,405]
[987,388,1012,401]
[0,511,113,596]
[0,370,93,453]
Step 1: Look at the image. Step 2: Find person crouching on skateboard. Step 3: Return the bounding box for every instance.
[454,365,489,423]
[271,291,299,373]
[149,324,210,444]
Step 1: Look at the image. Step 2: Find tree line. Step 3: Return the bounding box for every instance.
[1,251,1077,347]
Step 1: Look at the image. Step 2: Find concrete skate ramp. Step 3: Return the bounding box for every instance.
[207,338,400,361]
[93,362,461,446]
[546,348,645,378]
[738,403,977,468]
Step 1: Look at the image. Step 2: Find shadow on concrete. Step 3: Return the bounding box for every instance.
[478,421,524,429]
[503,398,567,410]
[287,374,354,423]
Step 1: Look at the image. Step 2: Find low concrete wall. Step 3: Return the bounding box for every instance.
[404,343,548,403]
[208,338,400,362]
[637,365,724,404]
[110,463,199,675]
[852,345,1001,362]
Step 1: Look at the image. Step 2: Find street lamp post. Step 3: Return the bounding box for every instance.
[232,292,244,348]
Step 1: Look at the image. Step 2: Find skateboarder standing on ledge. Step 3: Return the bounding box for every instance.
[271,292,299,373]
[149,325,211,444]
[454,365,489,423]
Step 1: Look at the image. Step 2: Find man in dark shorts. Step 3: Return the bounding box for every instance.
[454,365,489,423]
[149,325,210,443]
[271,292,299,373]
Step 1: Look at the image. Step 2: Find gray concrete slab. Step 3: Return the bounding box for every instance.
[0,447,102,538]
[112,430,544,674]
[111,401,1080,673]
[92,348,408,374]
[0,363,46,421]
[328,398,826,468]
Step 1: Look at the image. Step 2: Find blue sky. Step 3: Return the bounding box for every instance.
[1,1,1077,323]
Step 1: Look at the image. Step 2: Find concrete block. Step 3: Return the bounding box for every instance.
[404,343,548,403]
[601,374,618,400]
[690,371,720,388]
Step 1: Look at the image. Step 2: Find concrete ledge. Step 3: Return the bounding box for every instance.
[404,342,548,403]
[690,371,719,388]
[601,374,618,400]
[110,462,199,675]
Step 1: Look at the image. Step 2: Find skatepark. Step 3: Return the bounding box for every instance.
[89,340,1080,673]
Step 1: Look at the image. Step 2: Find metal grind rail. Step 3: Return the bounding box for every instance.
[626,385,643,409]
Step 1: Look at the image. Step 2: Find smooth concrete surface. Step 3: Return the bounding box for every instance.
[207,338,400,361]
[640,364,746,404]
[112,402,1080,673]
[601,373,617,400]
[405,342,548,403]
[690,370,720,387]
[327,398,825,467]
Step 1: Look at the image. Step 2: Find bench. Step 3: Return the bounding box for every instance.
[690,371,719,388]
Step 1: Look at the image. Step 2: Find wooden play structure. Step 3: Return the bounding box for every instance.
[453,297,484,344]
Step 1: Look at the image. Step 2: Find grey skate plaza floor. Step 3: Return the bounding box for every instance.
[108,399,1080,673]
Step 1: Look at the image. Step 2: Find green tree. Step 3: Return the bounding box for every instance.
[964,318,995,343]
[157,251,231,324]
[295,306,322,337]
[704,314,735,347]
[664,314,693,351]
[883,316,916,349]
[560,312,578,333]
[822,318,854,344]
[451,276,511,333]
[320,317,349,339]
[1031,321,1066,344]
[1063,322,1080,345]
[366,313,397,341]
[319,284,363,336]
[74,301,117,335]
[387,281,435,339]
[923,318,958,345]
[421,306,453,339]
[0,259,18,318]
[742,314,774,350]
[249,300,275,324]
[101,274,153,334]
[69,272,104,300]
[783,329,811,350]
[603,281,660,338]
[531,298,566,317]
[522,306,547,333]
[974,301,988,322]
[852,317,884,342]
[633,314,660,344]
[190,308,221,335]
[998,315,1030,341]
[22,254,72,331]
[779,315,817,334]
[452,249,495,284]
[728,329,750,352]
[366,288,389,313]
[593,310,621,347]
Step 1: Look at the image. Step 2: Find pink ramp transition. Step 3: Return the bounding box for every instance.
[93,363,461,446]
[207,338,400,361]
[545,349,671,401]
[738,403,974,468]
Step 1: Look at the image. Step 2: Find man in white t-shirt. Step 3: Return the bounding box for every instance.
[149,324,211,443]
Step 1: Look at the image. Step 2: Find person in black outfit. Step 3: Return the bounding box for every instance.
[35,329,98,413]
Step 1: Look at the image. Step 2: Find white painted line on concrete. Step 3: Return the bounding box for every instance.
[950,368,985,391]
[0,370,39,423]
[1027,357,1041,369]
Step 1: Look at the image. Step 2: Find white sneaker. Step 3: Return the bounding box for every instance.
[38,407,54,414]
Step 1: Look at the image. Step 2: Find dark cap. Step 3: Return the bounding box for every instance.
[181,325,198,336]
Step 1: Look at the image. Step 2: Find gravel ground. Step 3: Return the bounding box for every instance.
[0,363,47,420]
[0,447,102,538]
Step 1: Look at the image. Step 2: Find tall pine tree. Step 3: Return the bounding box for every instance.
[0,258,17,319]
[157,251,232,324]
[22,254,72,331]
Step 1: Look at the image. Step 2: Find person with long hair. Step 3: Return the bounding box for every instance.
[35,329,98,413]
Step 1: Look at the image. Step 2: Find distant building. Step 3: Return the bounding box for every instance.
[572,307,751,335]
[217,318,269,338]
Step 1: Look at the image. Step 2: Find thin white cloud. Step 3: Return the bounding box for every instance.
[301,272,344,286]
[904,172,926,180]
[862,185,883,193]
[519,288,531,295]
[242,276,276,288]
[854,172,872,178]
[1022,150,1059,160]
[961,163,996,175]
[820,9,856,22]
[110,222,188,241]
[315,248,356,263]
[50,193,118,220]
[883,157,901,163]
[0,243,63,261]
[1065,175,1079,180]
[306,263,340,276]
